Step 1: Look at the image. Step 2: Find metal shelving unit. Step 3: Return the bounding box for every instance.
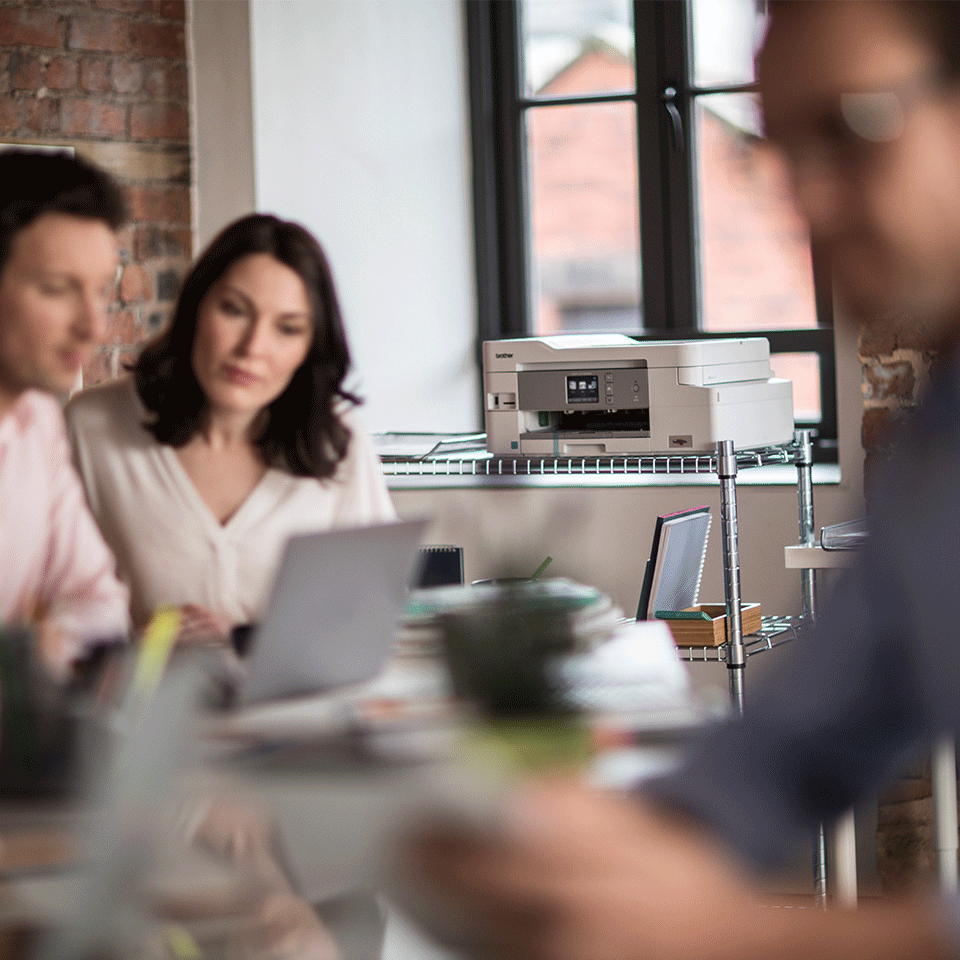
[382,429,818,711]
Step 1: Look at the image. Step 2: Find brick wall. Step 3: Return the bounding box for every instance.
[860,322,937,501]
[0,0,191,385]
[862,318,940,893]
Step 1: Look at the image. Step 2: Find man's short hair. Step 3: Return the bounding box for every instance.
[0,149,127,275]
[769,1,960,79]
[906,1,960,78]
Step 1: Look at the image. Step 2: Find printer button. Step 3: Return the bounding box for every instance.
[605,373,614,382]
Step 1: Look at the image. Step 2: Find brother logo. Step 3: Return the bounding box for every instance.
[495,352,513,359]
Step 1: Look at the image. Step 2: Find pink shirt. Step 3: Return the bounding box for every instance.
[0,390,129,664]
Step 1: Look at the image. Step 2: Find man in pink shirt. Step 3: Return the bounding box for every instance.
[0,149,129,676]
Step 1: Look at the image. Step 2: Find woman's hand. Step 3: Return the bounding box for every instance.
[15,597,72,683]
[174,604,232,646]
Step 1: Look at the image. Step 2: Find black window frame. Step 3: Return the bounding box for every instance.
[466,0,838,463]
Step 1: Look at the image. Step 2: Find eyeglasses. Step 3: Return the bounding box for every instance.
[763,68,958,176]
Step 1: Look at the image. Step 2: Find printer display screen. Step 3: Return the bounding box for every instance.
[566,374,599,404]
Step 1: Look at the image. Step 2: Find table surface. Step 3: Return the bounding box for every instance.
[0,627,704,960]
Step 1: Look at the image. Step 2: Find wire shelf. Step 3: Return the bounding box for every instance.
[380,439,802,478]
[676,615,809,662]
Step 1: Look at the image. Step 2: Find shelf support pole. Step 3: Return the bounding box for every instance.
[795,429,817,621]
[792,429,833,907]
[717,440,745,714]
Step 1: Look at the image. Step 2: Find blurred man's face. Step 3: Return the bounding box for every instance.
[759,2,960,340]
[0,212,118,410]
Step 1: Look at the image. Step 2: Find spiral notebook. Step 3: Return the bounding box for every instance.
[636,506,712,621]
[416,545,464,587]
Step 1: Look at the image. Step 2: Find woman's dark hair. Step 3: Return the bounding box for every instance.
[132,213,360,478]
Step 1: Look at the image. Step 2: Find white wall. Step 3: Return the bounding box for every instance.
[190,0,256,251]
[247,0,479,433]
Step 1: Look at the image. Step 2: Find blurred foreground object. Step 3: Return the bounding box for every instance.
[163,793,341,960]
[0,626,90,800]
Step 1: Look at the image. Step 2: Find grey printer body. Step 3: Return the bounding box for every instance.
[483,335,795,455]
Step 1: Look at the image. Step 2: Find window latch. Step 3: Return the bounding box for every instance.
[662,86,685,151]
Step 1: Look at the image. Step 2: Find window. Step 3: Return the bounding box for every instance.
[466,0,837,461]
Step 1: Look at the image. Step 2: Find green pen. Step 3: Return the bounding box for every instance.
[531,556,553,580]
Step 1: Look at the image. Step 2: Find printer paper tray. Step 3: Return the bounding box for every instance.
[521,433,654,456]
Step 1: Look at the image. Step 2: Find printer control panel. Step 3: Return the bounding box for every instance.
[519,367,649,411]
[565,374,599,404]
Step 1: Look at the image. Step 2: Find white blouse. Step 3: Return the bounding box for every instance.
[65,377,396,630]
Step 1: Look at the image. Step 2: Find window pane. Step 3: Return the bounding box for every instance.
[526,101,641,334]
[690,0,766,87]
[770,353,822,423]
[695,92,817,332]
[520,0,634,98]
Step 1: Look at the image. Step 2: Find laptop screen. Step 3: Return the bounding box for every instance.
[239,519,428,705]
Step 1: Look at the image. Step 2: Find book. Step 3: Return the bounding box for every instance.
[636,506,712,621]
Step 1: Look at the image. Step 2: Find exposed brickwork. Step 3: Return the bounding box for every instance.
[861,357,916,405]
[9,50,41,90]
[130,100,187,140]
[109,57,141,94]
[79,54,110,93]
[44,55,78,91]
[118,263,150,304]
[861,406,901,453]
[127,183,190,223]
[0,97,18,132]
[62,98,128,137]
[0,7,62,49]
[859,332,937,502]
[23,96,59,134]
[858,319,937,509]
[130,20,183,58]
[0,0,193,385]
[68,13,132,54]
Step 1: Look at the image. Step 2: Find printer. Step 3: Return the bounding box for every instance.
[483,334,794,455]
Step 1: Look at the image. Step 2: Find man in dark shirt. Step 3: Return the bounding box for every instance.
[410,3,960,959]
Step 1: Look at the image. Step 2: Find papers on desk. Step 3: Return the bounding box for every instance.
[208,617,707,756]
[372,432,487,461]
[557,619,713,732]
[197,651,461,777]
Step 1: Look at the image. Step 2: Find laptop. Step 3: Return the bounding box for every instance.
[239,518,428,705]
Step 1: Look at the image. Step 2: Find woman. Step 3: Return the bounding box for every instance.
[66,214,395,639]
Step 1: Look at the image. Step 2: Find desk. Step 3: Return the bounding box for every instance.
[0,622,706,960]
